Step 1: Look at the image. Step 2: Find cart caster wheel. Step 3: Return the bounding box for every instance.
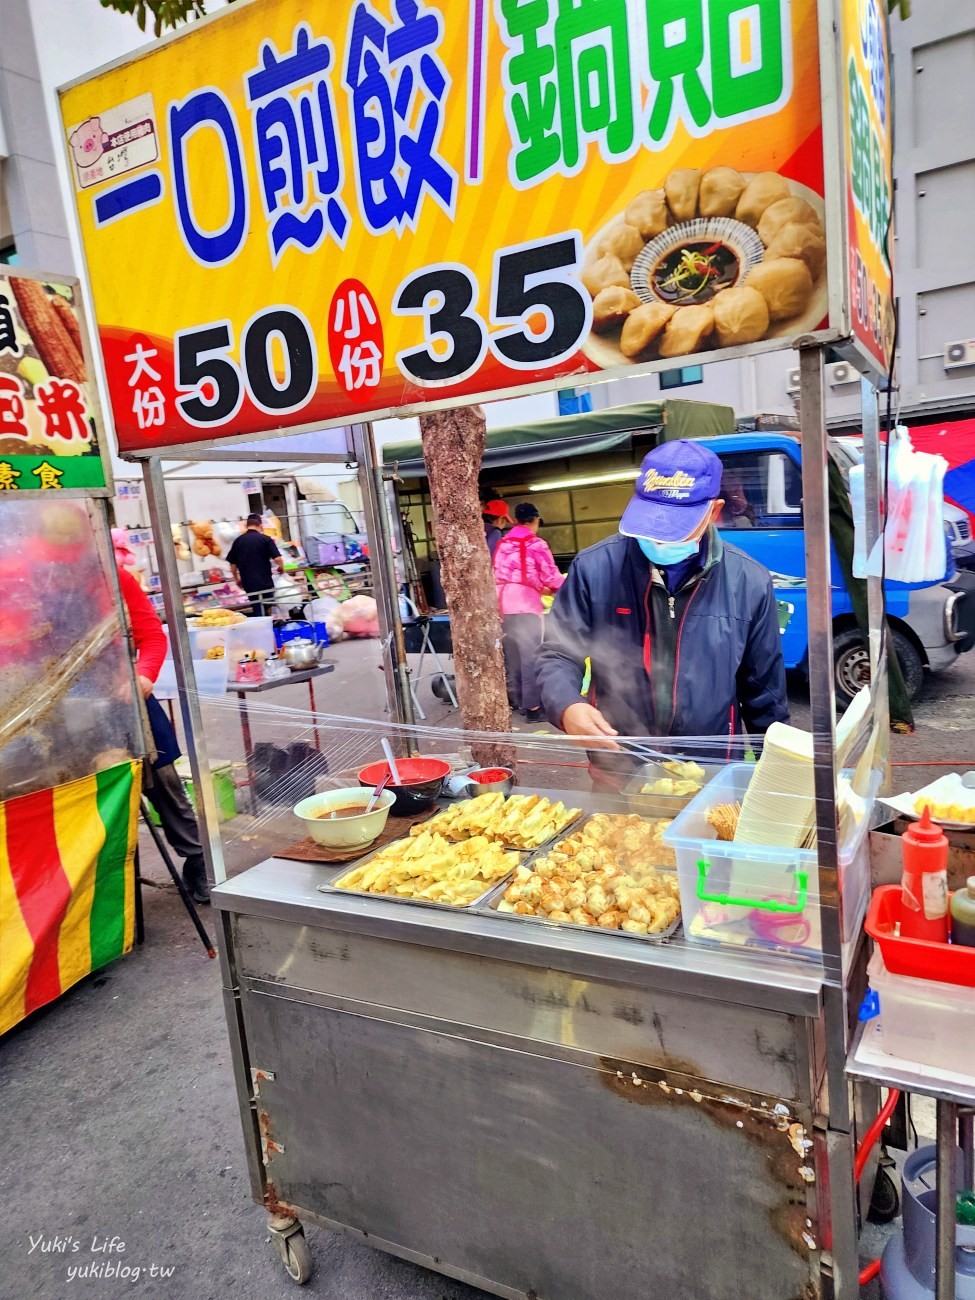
[868,1164,900,1225]
[270,1223,313,1284]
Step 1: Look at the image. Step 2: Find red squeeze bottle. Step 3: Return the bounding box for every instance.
[900,806,950,943]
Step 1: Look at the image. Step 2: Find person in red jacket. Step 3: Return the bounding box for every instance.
[117,568,209,904]
[493,502,565,721]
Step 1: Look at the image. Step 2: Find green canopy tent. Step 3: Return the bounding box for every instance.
[382,399,736,477]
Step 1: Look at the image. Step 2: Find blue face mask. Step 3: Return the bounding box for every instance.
[637,535,701,567]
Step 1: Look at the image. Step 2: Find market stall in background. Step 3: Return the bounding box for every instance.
[0,269,142,1037]
[56,1,975,1298]
[111,459,375,622]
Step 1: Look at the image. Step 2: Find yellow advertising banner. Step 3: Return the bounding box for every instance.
[61,0,836,453]
[838,0,894,374]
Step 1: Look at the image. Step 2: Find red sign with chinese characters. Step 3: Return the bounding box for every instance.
[0,270,109,493]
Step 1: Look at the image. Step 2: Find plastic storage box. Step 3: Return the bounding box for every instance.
[663,765,821,957]
[867,948,975,1075]
[174,758,239,822]
[302,533,346,565]
[188,616,274,662]
[154,656,228,699]
[662,764,879,957]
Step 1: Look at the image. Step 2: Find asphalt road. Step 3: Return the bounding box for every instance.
[786,643,975,793]
[2,638,970,1299]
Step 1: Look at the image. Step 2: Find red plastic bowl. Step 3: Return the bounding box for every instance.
[358,758,450,787]
[357,757,450,815]
[865,885,975,988]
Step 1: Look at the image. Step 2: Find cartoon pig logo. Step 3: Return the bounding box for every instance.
[69,118,109,167]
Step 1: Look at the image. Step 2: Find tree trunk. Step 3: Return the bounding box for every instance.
[420,406,513,765]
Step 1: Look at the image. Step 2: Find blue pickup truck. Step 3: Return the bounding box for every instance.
[700,432,970,706]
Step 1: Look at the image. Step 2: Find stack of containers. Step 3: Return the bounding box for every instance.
[865,869,975,1074]
[188,616,275,665]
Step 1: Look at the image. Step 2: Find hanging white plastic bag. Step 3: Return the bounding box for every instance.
[883,426,947,583]
[884,430,914,582]
[271,572,304,618]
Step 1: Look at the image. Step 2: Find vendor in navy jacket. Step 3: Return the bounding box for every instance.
[536,440,789,786]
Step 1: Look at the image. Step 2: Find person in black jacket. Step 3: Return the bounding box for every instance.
[536,440,789,786]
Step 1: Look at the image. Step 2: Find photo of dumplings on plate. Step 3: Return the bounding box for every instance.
[582,166,828,369]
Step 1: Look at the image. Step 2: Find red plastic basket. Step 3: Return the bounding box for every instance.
[865,885,975,988]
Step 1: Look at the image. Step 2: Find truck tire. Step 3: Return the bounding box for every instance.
[832,627,924,709]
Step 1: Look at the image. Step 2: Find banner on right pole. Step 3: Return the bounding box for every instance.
[836,0,895,378]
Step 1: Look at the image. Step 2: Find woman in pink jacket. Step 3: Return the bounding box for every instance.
[493,502,565,721]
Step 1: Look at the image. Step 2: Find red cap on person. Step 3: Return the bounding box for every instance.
[483,500,512,523]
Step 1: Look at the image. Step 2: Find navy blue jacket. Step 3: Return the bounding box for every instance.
[536,533,788,759]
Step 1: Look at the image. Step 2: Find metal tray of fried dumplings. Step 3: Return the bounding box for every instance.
[418,791,584,853]
[476,814,683,943]
[319,831,521,914]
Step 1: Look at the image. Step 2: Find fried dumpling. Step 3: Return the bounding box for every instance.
[665,168,701,222]
[735,172,792,228]
[625,189,669,239]
[620,302,675,358]
[582,255,630,298]
[591,285,641,333]
[658,304,714,358]
[699,166,746,217]
[757,196,821,246]
[762,222,827,278]
[712,285,770,347]
[745,258,814,321]
[597,222,645,271]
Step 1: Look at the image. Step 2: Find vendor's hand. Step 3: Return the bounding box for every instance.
[138,675,154,699]
[561,702,620,750]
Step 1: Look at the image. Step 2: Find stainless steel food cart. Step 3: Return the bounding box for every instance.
[213,854,834,1298]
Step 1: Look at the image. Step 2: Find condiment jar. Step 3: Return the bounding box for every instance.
[900,806,949,943]
[949,876,975,948]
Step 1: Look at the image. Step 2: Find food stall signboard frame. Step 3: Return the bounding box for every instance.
[58,0,885,456]
[0,269,112,495]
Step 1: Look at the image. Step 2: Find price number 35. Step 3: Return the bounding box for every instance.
[393,233,591,386]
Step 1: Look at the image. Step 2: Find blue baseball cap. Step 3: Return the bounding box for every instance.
[619,440,724,542]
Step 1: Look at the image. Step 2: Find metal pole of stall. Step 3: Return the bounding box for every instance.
[141,455,226,888]
[141,453,267,1204]
[860,380,885,679]
[800,345,844,978]
[351,422,416,731]
[860,379,892,756]
[936,1100,957,1300]
[800,344,859,1298]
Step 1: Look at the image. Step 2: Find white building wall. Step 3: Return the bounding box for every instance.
[0,0,74,269]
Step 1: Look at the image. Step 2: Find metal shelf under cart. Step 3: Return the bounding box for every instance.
[848,1020,975,1300]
